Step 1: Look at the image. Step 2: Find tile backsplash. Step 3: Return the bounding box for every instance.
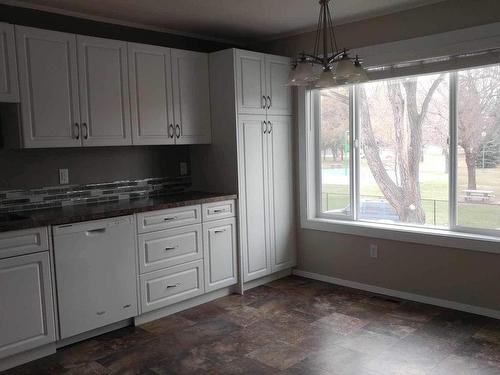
[0,176,191,213]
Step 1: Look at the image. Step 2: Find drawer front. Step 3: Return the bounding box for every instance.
[0,227,49,259]
[137,205,201,233]
[202,200,235,222]
[138,224,202,273]
[140,260,204,313]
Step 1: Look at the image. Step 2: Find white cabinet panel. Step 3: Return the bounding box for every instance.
[140,260,204,313]
[0,252,55,359]
[138,224,202,273]
[77,36,131,146]
[267,116,296,271]
[202,200,235,222]
[129,43,174,145]
[235,50,266,115]
[238,115,271,282]
[203,218,237,292]
[0,227,49,259]
[265,55,292,116]
[0,22,19,102]
[16,26,81,148]
[171,49,211,144]
[136,205,202,234]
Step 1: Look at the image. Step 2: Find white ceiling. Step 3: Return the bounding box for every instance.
[4,0,447,44]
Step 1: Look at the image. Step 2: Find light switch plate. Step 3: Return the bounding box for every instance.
[59,168,69,185]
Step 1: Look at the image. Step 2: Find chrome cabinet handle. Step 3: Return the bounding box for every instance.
[166,283,180,289]
[83,123,89,140]
[267,96,272,109]
[164,246,178,251]
[175,124,180,138]
[262,95,267,109]
[268,121,273,134]
[263,121,267,134]
[74,123,80,140]
[163,216,177,221]
[212,209,225,213]
[168,124,174,138]
[214,229,226,234]
[96,311,106,316]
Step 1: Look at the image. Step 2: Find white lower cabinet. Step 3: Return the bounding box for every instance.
[0,251,55,359]
[140,260,204,313]
[203,218,237,292]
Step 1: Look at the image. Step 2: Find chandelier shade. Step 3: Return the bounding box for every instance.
[288,0,369,88]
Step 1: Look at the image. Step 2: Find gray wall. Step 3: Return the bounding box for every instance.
[259,0,500,312]
[0,146,189,189]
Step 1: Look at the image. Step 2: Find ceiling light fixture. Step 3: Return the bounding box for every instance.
[287,0,369,88]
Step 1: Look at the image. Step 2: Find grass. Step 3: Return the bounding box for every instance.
[321,154,500,229]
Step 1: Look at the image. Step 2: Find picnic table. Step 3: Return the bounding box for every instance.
[463,189,495,202]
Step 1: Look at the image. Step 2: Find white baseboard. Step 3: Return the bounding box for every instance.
[293,269,500,320]
[242,268,292,292]
[134,286,235,325]
[0,343,56,372]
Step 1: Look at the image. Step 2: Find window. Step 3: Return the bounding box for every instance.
[307,63,500,238]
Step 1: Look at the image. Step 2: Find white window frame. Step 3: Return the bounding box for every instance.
[298,67,500,255]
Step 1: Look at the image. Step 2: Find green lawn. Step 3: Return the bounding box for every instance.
[321,155,500,229]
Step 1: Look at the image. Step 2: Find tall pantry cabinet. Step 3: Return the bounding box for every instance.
[194,48,295,285]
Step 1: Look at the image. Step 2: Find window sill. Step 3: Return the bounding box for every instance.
[302,217,500,255]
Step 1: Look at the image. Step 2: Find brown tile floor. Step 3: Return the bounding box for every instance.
[4,276,500,374]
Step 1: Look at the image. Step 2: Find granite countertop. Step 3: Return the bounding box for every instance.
[0,191,237,233]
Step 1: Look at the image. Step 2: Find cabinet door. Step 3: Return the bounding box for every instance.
[0,22,19,102]
[171,49,211,144]
[16,26,81,148]
[237,115,271,282]
[267,116,296,272]
[265,55,292,116]
[235,50,266,115]
[129,43,175,145]
[77,35,131,146]
[0,252,55,359]
[203,218,237,292]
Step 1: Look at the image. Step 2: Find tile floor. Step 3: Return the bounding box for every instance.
[4,276,500,374]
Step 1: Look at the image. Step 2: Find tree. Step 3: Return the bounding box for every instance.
[458,66,500,189]
[358,75,444,224]
[320,89,349,162]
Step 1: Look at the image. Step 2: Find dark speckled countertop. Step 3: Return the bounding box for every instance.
[0,191,237,232]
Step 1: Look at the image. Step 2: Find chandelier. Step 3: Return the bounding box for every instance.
[287,0,369,87]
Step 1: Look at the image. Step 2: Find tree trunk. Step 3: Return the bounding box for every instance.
[465,150,478,190]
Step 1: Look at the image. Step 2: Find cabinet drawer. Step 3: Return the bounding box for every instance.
[136,205,201,234]
[138,224,202,273]
[0,227,49,259]
[202,200,235,222]
[140,260,204,313]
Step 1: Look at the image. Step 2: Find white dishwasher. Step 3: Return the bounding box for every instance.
[53,216,138,339]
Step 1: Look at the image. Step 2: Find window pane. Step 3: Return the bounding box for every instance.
[358,73,450,227]
[318,87,351,215]
[457,65,500,231]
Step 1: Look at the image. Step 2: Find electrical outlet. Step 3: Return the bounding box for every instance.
[180,162,188,176]
[59,168,69,185]
[369,244,378,258]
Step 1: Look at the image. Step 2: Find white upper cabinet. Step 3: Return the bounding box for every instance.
[235,49,292,116]
[267,116,296,271]
[0,22,19,102]
[16,26,81,148]
[128,43,175,145]
[171,49,211,144]
[235,50,266,115]
[77,36,131,146]
[265,55,292,116]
